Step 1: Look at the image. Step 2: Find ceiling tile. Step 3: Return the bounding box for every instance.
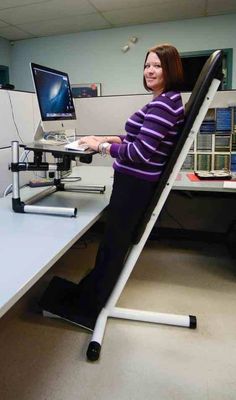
[0,25,33,40]
[0,0,49,11]
[0,0,234,41]
[207,0,236,15]
[18,13,111,37]
[0,0,96,25]
[89,0,160,12]
[0,19,9,27]
[102,1,206,26]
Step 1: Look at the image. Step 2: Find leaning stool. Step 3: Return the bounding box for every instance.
[87,50,223,361]
[41,50,223,361]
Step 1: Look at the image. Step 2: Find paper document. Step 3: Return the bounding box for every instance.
[223,181,236,189]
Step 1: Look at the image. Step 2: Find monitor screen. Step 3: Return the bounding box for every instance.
[31,63,77,136]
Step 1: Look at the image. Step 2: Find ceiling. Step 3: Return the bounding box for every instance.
[0,0,235,41]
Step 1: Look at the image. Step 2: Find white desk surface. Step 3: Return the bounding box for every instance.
[173,171,236,193]
[0,166,113,318]
[0,166,235,319]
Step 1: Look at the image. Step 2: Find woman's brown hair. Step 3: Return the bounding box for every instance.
[143,43,184,92]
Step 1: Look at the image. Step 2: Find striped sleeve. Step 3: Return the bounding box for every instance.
[110,94,184,163]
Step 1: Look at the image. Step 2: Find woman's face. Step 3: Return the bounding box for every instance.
[144,52,165,95]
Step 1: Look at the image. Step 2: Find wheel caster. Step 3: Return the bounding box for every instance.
[87,341,101,361]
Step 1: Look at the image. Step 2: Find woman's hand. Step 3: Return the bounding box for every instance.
[79,136,100,151]
[80,136,105,144]
[79,135,122,148]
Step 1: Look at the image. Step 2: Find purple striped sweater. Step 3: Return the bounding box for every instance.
[110,91,184,182]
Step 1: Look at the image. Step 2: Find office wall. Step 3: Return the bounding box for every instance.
[0,37,10,67]
[9,13,236,94]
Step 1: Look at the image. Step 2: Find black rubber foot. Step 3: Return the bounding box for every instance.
[189,315,197,329]
[87,341,101,362]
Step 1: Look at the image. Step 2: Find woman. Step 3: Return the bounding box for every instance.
[67,43,184,330]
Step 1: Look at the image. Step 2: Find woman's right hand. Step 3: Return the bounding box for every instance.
[79,135,107,145]
[79,135,122,145]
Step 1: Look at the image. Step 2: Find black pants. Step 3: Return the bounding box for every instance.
[74,171,157,318]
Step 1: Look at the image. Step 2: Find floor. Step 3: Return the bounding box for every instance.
[0,231,236,400]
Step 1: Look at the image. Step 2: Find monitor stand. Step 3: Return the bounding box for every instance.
[34,121,45,142]
[33,122,76,145]
[10,140,105,217]
[33,122,72,178]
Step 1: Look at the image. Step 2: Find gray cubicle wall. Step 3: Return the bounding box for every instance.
[1,90,236,196]
[75,94,152,136]
[0,90,37,197]
[75,91,236,167]
[74,93,151,167]
[75,91,236,138]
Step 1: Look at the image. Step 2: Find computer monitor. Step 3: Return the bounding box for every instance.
[31,63,77,140]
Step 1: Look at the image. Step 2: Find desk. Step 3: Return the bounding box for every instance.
[173,172,236,193]
[0,166,113,319]
[0,166,235,319]
[159,171,236,245]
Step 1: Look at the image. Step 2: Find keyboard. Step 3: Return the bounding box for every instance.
[64,141,89,151]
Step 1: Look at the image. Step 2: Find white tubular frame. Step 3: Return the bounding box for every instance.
[11,141,104,217]
[89,78,221,352]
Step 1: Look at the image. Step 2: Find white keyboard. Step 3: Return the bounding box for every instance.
[64,141,89,151]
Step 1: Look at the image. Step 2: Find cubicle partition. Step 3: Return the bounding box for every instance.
[0,90,40,196]
[75,91,236,172]
[1,89,236,197]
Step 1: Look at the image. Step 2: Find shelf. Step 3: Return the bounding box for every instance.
[182,106,235,172]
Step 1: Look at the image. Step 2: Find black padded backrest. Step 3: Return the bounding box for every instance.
[133,50,223,244]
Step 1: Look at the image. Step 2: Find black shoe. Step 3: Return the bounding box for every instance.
[39,276,97,331]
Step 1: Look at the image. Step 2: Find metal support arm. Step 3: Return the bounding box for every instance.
[10,141,104,217]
